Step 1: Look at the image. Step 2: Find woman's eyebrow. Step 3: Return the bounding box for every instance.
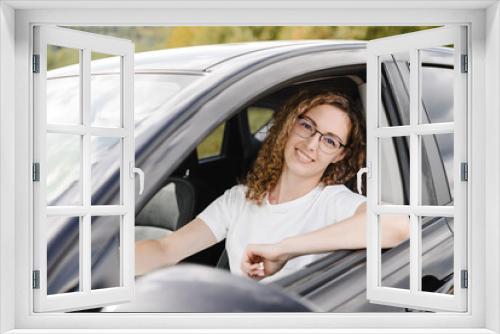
[303,115,318,127]
[303,115,345,143]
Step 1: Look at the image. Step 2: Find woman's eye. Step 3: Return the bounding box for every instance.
[301,122,313,130]
[325,137,337,147]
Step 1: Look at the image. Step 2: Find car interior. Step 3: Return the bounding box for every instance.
[131,60,454,298]
[134,70,370,269]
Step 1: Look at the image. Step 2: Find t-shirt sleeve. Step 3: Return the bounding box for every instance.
[329,186,367,223]
[196,185,242,242]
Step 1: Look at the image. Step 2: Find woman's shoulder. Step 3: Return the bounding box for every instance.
[321,183,353,195]
[229,183,247,192]
[319,183,366,201]
[223,184,248,199]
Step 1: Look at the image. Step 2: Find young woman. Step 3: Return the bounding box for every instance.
[135,91,410,282]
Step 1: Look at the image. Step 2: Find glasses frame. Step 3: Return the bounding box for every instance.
[293,115,347,153]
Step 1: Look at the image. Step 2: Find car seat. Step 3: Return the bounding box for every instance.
[216,248,230,270]
[135,176,196,241]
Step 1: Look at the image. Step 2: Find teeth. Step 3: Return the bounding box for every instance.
[296,149,313,163]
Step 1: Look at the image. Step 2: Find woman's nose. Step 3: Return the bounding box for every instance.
[305,132,321,151]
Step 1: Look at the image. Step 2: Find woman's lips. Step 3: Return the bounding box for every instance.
[295,148,314,163]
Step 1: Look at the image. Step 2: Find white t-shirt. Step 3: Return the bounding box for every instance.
[197,183,367,282]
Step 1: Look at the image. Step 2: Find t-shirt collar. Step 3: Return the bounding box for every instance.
[264,184,323,213]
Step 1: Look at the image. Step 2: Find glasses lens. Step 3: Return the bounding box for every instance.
[320,135,339,153]
[295,118,314,138]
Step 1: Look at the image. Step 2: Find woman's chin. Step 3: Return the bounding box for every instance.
[287,161,321,179]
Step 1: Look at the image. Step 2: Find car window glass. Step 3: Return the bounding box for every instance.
[378,98,405,205]
[421,67,454,124]
[247,106,274,134]
[393,62,454,206]
[196,123,226,159]
[421,66,454,204]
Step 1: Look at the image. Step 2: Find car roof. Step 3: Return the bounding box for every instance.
[48,40,366,77]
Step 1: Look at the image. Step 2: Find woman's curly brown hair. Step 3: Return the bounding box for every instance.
[244,90,366,205]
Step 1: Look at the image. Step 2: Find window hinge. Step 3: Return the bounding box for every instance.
[461,270,468,289]
[32,55,40,73]
[461,162,468,182]
[32,270,40,289]
[461,54,468,73]
[33,163,40,182]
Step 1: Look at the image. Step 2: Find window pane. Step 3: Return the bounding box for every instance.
[91,216,121,290]
[380,214,410,290]
[379,52,410,127]
[197,123,225,160]
[419,46,454,124]
[247,107,273,134]
[91,52,121,128]
[420,216,454,295]
[47,133,82,206]
[47,216,80,295]
[46,45,80,125]
[91,136,122,206]
[420,133,454,206]
[378,136,408,205]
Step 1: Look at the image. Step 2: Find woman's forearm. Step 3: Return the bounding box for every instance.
[135,238,177,276]
[135,217,218,276]
[276,205,410,261]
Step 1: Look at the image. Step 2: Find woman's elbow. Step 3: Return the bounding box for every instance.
[381,215,410,248]
[397,220,410,244]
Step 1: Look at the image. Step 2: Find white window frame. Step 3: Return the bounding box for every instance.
[32,26,136,312]
[366,25,468,312]
[0,1,498,333]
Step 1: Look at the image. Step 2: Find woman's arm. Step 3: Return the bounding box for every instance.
[241,203,410,278]
[135,217,218,276]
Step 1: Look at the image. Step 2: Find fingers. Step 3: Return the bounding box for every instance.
[241,244,272,279]
[240,256,267,279]
[241,259,265,275]
[248,267,265,279]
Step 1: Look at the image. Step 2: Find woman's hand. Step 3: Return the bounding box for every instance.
[241,243,290,279]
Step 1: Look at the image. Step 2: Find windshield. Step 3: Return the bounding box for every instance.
[46,73,200,207]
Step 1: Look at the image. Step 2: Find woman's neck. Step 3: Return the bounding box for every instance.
[268,167,321,204]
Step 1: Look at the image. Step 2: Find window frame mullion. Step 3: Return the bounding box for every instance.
[81,47,91,294]
[408,47,422,293]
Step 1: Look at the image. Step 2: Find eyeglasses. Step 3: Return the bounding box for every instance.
[293,115,347,154]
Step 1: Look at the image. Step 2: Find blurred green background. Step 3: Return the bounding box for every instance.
[50,26,434,70]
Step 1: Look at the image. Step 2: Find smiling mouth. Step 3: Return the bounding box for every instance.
[295,148,315,163]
